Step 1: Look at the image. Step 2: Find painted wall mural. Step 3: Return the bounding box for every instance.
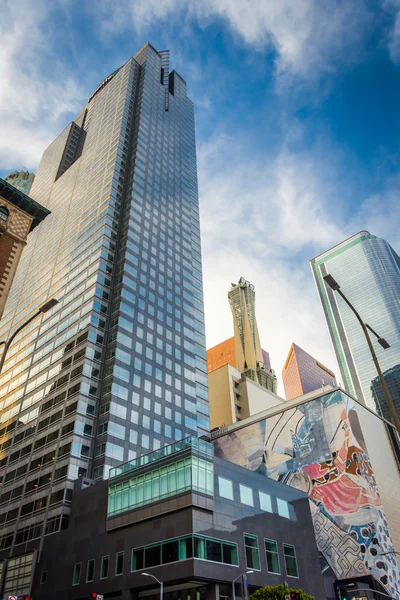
[213,390,400,600]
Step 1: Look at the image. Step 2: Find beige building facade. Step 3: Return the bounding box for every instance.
[208,362,284,430]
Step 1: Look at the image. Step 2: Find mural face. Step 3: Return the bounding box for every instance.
[213,390,400,599]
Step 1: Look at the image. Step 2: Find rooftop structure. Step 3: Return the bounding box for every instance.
[5,170,35,195]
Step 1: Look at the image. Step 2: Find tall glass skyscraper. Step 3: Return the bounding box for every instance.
[311,231,400,417]
[0,43,209,557]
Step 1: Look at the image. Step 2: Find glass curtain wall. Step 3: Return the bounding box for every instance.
[311,231,400,416]
[0,43,209,557]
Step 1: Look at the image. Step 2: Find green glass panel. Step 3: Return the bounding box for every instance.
[152,475,160,497]
[160,473,168,495]
[144,479,152,501]
[194,536,205,559]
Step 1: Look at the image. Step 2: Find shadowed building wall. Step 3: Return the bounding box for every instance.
[282,342,336,401]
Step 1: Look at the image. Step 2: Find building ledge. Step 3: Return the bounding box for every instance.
[0,178,50,231]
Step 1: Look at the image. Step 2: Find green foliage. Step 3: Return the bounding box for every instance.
[249,583,314,600]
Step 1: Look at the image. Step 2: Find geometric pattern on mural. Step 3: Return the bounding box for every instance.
[214,390,400,600]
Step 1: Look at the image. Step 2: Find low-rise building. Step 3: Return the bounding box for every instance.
[29,437,323,600]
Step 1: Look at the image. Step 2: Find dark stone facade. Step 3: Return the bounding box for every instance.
[32,457,325,600]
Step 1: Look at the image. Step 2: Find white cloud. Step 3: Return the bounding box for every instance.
[349,177,400,250]
[198,132,345,391]
[96,0,372,87]
[199,130,400,393]
[0,1,83,171]
[382,0,400,63]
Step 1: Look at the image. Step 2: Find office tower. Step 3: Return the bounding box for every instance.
[0,42,209,576]
[371,364,400,422]
[228,277,277,393]
[311,231,400,415]
[0,178,49,318]
[5,170,35,195]
[282,342,336,401]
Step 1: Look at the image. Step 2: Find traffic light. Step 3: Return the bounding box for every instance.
[91,594,97,599]
[22,596,30,600]
[290,592,300,600]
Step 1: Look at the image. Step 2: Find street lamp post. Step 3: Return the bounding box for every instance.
[0,298,58,374]
[142,572,163,600]
[232,570,253,600]
[323,274,400,434]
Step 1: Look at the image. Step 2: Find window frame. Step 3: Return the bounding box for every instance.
[264,538,281,575]
[72,562,82,586]
[86,558,95,582]
[0,206,9,222]
[277,498,290,519]
[218,476,234,500]
[131,534,193,571]
[259,491,273,513]
[40,571,48,584]
[243,533,261,571]
[283,543,299,578]
[239,484,254,507]
[194,534,238,567]
[115,551,124,576]
[100,555,109,580]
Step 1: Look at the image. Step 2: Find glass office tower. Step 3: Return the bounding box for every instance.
[0,43,209,557]
[311,231,400,416]
[282,343,336,401]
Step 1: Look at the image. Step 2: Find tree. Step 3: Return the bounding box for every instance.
[250,584,314,600]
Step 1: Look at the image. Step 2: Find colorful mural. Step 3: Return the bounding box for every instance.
[213,390,400,599]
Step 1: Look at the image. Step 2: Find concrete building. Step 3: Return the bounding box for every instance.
[208,363,284,430]
[0,177,49,318]
[210,387,400,600]
[311,231,400,420]
[30,437,324,600]
[0,43,208,595]
[282,342,336,401]
[5,170,35,195]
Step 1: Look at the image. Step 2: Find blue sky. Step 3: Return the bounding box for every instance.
[1,0,400,390]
